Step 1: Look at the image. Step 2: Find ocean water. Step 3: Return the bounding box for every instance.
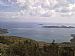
[7,28,75,43]
[1,22,75,43]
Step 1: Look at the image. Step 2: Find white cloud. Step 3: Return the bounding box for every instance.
[0,0,75,23]
[0,0,75,16]
[15,0,75,17]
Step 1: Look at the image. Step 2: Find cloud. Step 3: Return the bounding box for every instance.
[0,0,75,18]
[16,0,75,17]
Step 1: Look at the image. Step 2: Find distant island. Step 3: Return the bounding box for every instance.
[0,28,8,34]
[42,25,75,28]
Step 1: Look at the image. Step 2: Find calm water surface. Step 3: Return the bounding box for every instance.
[7,28,75,43]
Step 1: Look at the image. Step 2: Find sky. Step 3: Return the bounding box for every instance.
[0,0,75,23]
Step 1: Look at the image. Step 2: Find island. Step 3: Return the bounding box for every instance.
[42,25,75,28]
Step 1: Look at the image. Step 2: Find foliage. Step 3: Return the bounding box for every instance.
[0,36,74,56]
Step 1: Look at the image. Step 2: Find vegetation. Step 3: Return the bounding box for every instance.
[0,36,74,56]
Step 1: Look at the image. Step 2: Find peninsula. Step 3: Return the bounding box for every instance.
[0,28,8,34]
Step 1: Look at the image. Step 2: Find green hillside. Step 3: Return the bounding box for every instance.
[0,36,74,56]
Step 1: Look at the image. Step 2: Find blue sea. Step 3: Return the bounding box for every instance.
[0,21,75,43]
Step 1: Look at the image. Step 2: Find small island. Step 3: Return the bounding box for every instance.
[42,25,75,28]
